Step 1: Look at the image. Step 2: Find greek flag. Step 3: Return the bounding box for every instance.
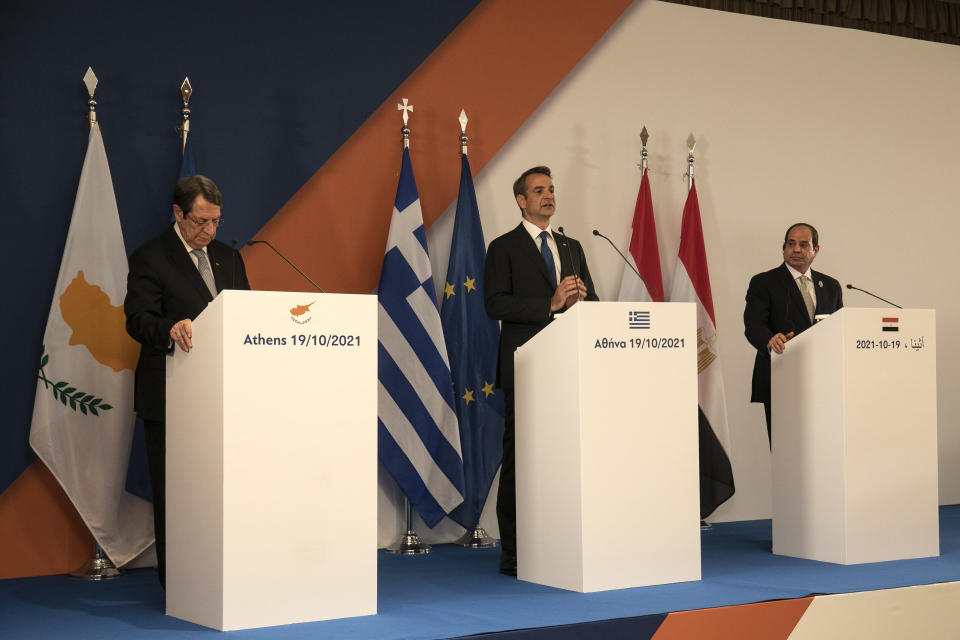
[378,147,465,528]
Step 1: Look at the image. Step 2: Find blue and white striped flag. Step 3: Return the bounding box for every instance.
[378,147,465,528]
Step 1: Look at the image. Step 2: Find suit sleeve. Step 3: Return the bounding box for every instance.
[832,278,843,312]
[124,248,177,351]
[744,274,775,352]
[483,237,552,324]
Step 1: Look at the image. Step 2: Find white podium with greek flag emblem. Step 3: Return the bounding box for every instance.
[772,307,939,564]
[513,301,700,592]
[165,290,377,630]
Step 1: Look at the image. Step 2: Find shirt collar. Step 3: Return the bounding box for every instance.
[521,217,552,243]
[173,221,207,256]
[784,262,810,280]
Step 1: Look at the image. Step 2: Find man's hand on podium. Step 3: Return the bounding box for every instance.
[767,331,794,354]
[170,318,193,353]
[550,275,586,313]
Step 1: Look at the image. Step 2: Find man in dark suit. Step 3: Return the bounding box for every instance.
[744,222,842,444]
[484,165,598,576]
[124,175,250,588]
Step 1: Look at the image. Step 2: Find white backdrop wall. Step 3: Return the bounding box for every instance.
[378,0,960,546]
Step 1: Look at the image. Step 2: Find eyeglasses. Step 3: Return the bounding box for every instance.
[185,213,223,228]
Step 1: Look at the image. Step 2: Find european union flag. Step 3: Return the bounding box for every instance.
[178,136,196,179]
[441,155,505,530]
[378,148,466,528]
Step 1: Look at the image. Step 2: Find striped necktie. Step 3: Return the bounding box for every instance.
[192,249,217,298]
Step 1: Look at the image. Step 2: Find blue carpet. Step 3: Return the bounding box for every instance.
[4,507,960,639]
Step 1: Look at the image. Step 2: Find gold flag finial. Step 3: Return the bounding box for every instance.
[459,109,468,156]
[83,67,98,128]
[638,125,649,172]
[685,133,697,191]
[179,77,192,153]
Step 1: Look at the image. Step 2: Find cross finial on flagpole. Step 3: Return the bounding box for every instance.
[398,98,413,124]
[459,109,469,156]
[398,98,413,148]
[83,67,98,128]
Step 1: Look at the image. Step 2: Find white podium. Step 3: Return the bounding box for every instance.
[513,301,700,592]
[772,307,938,564]
[165,290,377,630]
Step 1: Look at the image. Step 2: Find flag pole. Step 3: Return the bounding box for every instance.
[70,67,122,580]
[386,97,431,555]
[684,132,713,531]
[179,77,192,154]
[451,109,497,550]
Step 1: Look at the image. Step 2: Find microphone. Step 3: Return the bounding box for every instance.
[555,226,581,281]
[230,239,242,289]
[845,283,901,309]
[592,229,640,279]
[246,239,326,293]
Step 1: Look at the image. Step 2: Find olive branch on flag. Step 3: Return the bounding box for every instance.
[37,344,113,416]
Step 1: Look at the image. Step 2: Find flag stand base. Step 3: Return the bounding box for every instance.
[455,527,498,548]
[386,529,431,555]
[71,545,121,580]
[386,499,431,554]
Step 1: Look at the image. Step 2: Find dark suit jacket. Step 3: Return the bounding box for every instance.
[743,263,842,404]
[484,223,598,390]
[124,224,250,421]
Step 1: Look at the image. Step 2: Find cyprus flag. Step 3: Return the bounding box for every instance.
[29,122,153,566]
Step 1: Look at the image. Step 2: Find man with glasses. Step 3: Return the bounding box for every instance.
[124,174,250,589]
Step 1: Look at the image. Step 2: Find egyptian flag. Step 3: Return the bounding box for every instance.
[617,167,664,302]
[668,179,734,519]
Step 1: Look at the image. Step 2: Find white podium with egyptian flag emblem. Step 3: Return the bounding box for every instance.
[513,301,700,592]
[771,307,939,564]
[165,290,377,630]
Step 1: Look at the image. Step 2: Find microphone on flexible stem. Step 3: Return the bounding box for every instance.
[246,239,326,293]
[556,226,583,301]
[555,227,580,278]
[592,229,641,279]
[230,239,240,289]
[845,283,901,309]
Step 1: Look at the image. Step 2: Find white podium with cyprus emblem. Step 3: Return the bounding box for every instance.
[165,290,377,631]
[513,301,700,592]
[771,307,939,564]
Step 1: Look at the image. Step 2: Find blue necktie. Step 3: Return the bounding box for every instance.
[539,230,557,289]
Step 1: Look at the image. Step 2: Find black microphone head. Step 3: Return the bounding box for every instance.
[557,226,565,234]
[845,284,853,289]
[592,229,600,236]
